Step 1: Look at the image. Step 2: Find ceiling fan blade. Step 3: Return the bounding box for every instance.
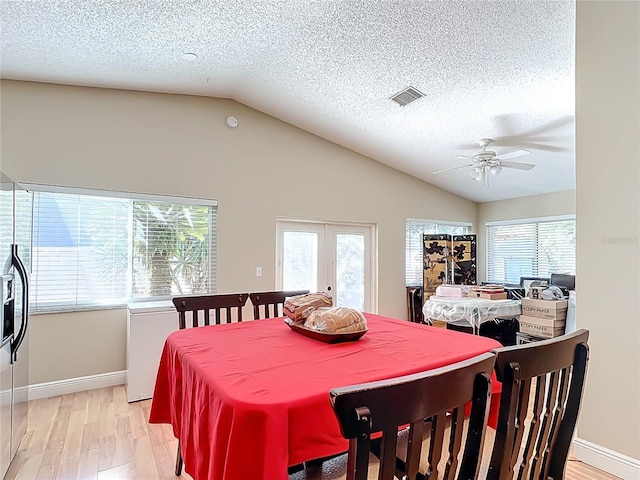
[433,163,472,174]
[453,155,475,160]
[494,149,530,161]
[499,160,535,171]
[495,114,574,139]
[504,142,569,153]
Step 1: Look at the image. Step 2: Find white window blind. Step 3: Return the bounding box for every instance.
[486,217,575,284]
[132,201,214,298]
[405,219,472,286]
[30,187,217,312]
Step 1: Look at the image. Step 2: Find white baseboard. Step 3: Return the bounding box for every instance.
[28,370,127,401]
[573,437,640,480]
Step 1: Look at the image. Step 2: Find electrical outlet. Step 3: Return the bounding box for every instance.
[256,266,262,277]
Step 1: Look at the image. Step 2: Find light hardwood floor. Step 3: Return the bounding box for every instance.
[5,385,620,480]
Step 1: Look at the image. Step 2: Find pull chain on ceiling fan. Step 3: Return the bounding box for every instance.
[433,138,535,189]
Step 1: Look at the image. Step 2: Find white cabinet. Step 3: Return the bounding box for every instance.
[126,302,177,403]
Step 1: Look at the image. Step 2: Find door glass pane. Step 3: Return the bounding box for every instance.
[335,234,364,309]
[283,231,317,291]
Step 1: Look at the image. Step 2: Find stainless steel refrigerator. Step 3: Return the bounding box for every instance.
[1,173,32,478]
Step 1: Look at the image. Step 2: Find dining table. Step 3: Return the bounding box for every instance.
[149,312,503,480]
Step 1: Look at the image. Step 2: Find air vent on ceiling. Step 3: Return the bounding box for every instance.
[389,86,425,106]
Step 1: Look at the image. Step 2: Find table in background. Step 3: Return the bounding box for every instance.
[149,313,502,480]
[423,296,521,334]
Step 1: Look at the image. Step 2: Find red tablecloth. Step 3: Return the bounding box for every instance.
[149,313,502,480]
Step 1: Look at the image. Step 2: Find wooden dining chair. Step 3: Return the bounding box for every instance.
[172,292,249,329]
[249,290,310,319]
[326,352,496,480]
[171,292,249,476]
[486,329,590,480]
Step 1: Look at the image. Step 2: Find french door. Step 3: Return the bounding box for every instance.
[276,220,376,312]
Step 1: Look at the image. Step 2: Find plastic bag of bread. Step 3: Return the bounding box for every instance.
[284,292,333,323]
[304,307,367,334]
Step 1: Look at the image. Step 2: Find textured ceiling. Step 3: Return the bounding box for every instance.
[0,0,575,202]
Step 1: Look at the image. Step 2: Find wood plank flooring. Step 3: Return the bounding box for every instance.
[4,385,620,480]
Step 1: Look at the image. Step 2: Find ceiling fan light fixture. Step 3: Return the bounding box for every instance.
[470,168,483,181]
[490,165,502,176]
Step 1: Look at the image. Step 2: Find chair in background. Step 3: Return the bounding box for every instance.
[171,292,249,475]
[328,352,496,480]
[486,329,590,480]
[172,292,249,329]
[406,285,424,323]
[249,290,309,319]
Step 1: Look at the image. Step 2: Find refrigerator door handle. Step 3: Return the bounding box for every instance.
[10,244,29,359]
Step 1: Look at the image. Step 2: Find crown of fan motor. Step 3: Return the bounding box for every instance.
[474,151,496,161]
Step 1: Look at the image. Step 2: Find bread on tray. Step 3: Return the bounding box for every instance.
[304,307,367,334]
[284,292,333,323]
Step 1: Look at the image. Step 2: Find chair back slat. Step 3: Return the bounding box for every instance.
[444,407,465,480]
[378,427,398,479]
[427,413,447,479]
[535,369,570,480]
[405,421,424,479]
[331,352,496,480]
[487,329,590,480]
[530,371,561,479]
[172,293,249,330]
[518,374,546,479]
[352,407,371,480]
[249,290,310,319]
[444,408,464,480]
[458,372,492,478]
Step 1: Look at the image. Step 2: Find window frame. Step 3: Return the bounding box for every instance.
[485,214,576,285]
[24,183,218,313]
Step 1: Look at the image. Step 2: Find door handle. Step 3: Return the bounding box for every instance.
[10,244,29,359]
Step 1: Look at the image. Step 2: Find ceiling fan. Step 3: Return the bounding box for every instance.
[433,138,535,189]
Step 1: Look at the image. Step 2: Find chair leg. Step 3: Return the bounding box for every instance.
[175,440,183,476]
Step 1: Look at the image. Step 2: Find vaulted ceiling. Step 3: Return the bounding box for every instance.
[0,0,575,202]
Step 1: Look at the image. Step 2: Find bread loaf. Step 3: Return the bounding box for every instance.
[304,307,367,333]
[284,292,333,323]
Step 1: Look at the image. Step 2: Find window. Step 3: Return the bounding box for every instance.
[28,185,217,312]
[486,216,575,284]
[405,219,472,286]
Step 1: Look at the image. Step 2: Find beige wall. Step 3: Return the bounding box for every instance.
[476,190,576,282]
[28,310,127,384]
[576,1,640,461]
[0,80,477,384]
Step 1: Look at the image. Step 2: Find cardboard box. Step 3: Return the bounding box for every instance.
[521,298,568,320]
[518,315,565,338]
[478,292,508,300]
[518,314,566,328]
[469,290,508,300]
[431,319,448,329]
